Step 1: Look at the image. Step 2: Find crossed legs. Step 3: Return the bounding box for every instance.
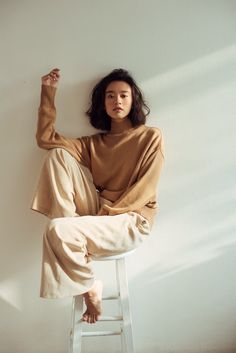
[32,148,150,323]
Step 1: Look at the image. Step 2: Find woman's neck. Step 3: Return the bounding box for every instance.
[110,117,133,134]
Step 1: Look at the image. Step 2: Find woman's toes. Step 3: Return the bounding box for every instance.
[83,313,88,322]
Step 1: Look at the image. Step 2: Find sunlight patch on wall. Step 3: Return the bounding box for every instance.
[0,280,22,311]
[142,44,236,101]
[129,44,236,282]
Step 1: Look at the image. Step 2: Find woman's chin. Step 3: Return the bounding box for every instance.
[110,115,128,121]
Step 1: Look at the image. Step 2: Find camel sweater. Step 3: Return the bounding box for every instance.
[36,85,165,226]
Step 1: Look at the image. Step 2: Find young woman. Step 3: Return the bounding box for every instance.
[31,67,164,324]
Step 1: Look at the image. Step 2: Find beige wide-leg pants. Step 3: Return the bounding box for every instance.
[31,148,150,299]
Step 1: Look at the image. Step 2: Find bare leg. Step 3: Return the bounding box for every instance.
[82,280,103,324]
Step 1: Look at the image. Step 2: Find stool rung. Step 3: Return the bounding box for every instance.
[98,315,122,321]
[82,315,122,322]
[82,330,121,337]
[102,295,119,300]
[76,315,122,324]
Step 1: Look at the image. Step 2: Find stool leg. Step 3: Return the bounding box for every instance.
[116,258,135,353]
[70,295,83,353]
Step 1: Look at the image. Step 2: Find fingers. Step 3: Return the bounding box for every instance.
[42,68,60,78]
[49,68,60,80]
[41,68,60,87]
[47,68,60,80]
[97,208,108,216]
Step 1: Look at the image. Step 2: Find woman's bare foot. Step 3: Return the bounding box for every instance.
[82,280,103,324]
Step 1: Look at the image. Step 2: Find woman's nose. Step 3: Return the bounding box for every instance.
[114,95,121,104]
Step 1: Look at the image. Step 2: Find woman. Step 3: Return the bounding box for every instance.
[31,67,164,324]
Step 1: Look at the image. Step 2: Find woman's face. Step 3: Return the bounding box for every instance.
[105,81,132,120]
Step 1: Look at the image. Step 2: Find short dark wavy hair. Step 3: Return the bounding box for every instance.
[86,68,150,131]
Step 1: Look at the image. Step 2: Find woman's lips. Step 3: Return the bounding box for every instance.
[113,107,123,111]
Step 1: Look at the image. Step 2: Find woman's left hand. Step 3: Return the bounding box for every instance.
[97,208,108,216]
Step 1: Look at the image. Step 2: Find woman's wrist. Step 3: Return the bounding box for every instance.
[40,85,57,107]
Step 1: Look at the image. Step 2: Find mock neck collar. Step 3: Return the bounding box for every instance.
[109,117,133,134]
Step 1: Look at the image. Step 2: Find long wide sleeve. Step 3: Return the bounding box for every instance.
[36,85,91,169]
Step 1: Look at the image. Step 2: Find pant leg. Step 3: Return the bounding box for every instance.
[40,212,150,298]
[31,148,99,218]
[32,148,150,299]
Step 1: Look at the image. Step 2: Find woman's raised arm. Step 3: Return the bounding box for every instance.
[36,68,91,169]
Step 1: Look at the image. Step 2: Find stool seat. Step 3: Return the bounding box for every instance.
[70,249,136,353]
[91,249,136,261]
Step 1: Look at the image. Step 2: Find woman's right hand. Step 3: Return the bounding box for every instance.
[41,68,60,88]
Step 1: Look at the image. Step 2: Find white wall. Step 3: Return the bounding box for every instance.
[1,1,236,352]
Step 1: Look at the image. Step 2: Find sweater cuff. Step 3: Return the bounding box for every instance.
[103,204,128,215]
[40,85,57,107]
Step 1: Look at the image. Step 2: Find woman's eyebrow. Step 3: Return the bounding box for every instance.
[105,90,130,94]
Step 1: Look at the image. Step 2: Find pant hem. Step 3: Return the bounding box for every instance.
[40,280,95,299]
[31,206,53,219]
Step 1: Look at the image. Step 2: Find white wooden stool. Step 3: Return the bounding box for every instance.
[70,249,136,353]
